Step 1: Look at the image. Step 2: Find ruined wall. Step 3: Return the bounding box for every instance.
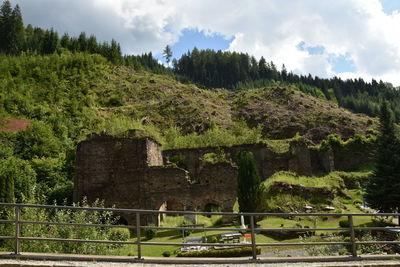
[163,144,290,181]
[74,133,238,225]
[75,130,373,225]
[164,138,373,180]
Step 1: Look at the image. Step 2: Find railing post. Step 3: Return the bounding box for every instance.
[136,212,142,260]
[348,215,357,257]
[249,215,257,260]
[14,206,21,255]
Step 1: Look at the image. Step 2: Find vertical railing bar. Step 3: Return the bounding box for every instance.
[348,215,357,257]
[14,206,21,255]
[136,212,142,260]
[249,215,257,260]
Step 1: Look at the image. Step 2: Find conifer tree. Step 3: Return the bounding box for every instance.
[366,101,400,214]
[163,45,172,65]
[236,151,265,215]
[0,0,13,53]
[9,4,24,54]
[0,1,25,54]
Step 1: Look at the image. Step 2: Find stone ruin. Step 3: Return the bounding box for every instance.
[74,129,373,225]
[74,130,238,225]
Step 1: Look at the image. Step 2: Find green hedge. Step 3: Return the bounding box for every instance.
[177,246,261,257]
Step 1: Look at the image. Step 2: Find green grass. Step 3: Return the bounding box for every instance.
[115,170,374,257]
[264,171,344,190]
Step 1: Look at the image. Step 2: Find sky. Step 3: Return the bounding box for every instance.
[9,0,400,86]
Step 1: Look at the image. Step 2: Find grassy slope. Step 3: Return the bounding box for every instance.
[103,69,378,141]
[1,52,377,147]
[233,86,377,141]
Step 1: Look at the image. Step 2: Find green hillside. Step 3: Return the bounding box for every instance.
[0,52,378,204]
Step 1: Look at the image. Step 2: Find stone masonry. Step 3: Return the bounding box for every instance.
[74,130,238,225]
[74,130,372,224]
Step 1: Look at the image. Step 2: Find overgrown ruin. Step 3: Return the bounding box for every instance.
[74,130,238,225]
[74,130,373,225]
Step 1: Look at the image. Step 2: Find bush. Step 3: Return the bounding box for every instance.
[200,151,229,164]
[339,219,350,228]
[162,251,171,257]
[177,247,261,257]
[204,235,219,243]
[144,225,157,240]
[4,198,125,255]
[168,154,188,170]
[109,227,130,241]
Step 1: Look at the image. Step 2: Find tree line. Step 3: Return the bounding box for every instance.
[173,48,400,121]
[0,0,165,72]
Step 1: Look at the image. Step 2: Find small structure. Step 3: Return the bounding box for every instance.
[220,232,242,243]
[181,236,208,252]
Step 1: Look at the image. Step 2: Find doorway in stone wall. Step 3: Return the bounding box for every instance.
[157,199,185,226]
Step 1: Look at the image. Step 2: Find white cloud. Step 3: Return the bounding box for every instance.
[10,0,400,85]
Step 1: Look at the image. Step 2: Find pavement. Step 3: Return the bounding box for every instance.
[0,252,400,267]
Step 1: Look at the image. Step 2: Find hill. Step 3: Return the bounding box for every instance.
[0,52,378,205]
[1,52,377,144]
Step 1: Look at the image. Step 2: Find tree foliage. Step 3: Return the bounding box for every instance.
[173,48,400,121]
[163,45,172,65]
[236,151,265,214]
[366,101,400,213]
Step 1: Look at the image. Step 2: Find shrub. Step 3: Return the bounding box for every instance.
[339,219,350,228]
[177,247,261,257]
[162,251,171,257]
[144,225,157,240]
[109,227,130,241]
[106,94,124,107]
[168,154,188,170]
[200,151,229,164]
[5,199,125,255]
[204,235,219,243]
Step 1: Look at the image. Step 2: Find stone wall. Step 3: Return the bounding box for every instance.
[164,138,373,180]
[74,132,238,225]
[75,131,372,225]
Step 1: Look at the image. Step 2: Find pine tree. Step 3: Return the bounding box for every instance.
[0,0,13,53]
[366,101,400,214]
[236,151,265,215]
[9,4,24,54]
[0,1,25,55]
[163,45,172,65]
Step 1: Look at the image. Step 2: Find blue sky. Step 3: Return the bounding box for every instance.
[381,0,400,14]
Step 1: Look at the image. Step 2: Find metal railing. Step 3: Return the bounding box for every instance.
[0,202,399,260]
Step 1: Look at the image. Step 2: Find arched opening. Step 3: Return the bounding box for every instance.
[157,199,185,226]
[203,203,221,219]
[167,199,184,211]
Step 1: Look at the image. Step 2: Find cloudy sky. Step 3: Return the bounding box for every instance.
[10,0,400,86]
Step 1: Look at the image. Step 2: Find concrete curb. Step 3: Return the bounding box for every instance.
[1,252,400,265]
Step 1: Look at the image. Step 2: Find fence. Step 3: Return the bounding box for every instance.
[0,202,399,260]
